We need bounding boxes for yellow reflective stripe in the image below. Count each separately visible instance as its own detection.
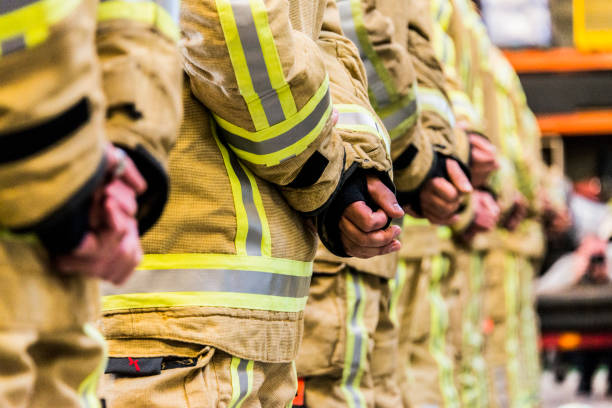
[214,76,332,166]
[0,229,39,244]
[341,272,368,408]
[429,255,460,408]
[240,161,272,257]
[450,89,480,126]
[417,86,456,127]
[78,323,107,408]
[214,126,250,256]
[334,103,391,157]
[138,253,312,276]
[437,225,452,240]
[0,0,81,56]
[249,0,296,119]
[431,0,452,31]
[229,357,254,408]
[216,0,267,130]
[389,260,408,327]
[103,291,308,313]
[503,254,521,407]
[97,1,179,41]
[402,214,430,227]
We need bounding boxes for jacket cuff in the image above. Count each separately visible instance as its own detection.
[316,167,395,257]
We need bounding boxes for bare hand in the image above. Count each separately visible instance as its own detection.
[502,193,528,231]
[341,176,404,258]
[469,133,498,187]
[418,159,473,225]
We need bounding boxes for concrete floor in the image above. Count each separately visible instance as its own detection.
[541,369,612,407]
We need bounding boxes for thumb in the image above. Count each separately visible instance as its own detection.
[366,176,405,219]
[446,159,472,194]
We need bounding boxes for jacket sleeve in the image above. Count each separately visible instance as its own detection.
[96,0,183,233]
[335,0,441,201]
[0,1,106,253]
[180,0,350,215]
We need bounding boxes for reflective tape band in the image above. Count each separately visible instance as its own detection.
[417,86,456,127]
[215,77,332,166]
[78,323,107,408]
[216,0,296,130]
[213,125,271,256]
[449,90,480,126]
[98,0,180,41]
[433,24,456,68]
[402,214,431,227]
[102,254,313,312]
[378,86,418,140]
[337,0,418,138]
[431,0,452,31]
[388,260,408,327]
[503,254,521,406]
[428,255,461,407]
[229,358,254,408]
[0,0,81,56]
[335,103,390,157]
[341,271,368,408]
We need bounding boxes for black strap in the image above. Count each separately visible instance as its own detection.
[0,97,90,164]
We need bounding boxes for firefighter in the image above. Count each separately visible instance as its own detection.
[295,0,501,407]
[98,0,405,406]
[0,0,182,406]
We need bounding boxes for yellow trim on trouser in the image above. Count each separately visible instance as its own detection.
[78,323,108,408]
[429,255,460,408]
[389,260,408,327]
[229,357,254,408]
[341,271,368,408]
[503,254,521,408]
[97,1,180,41]
[0,0,82,57]
[460,253,488,408]
[334,103,391,157]
[519,258,540,407]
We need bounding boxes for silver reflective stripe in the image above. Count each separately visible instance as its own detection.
[219,88,330,155]
[0,0,38,14]
[1,35,25,55]
[229,0,284,126]
[346,274,366,407]
[102,268,312,298]
[228,151,262,256]
[99,0,179,23]
[337,0,391,106]
[157,0,179,23]
[417,89,456,127]
[337,110,380,133]
[381,99,417,131]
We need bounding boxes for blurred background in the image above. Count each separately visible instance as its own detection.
[479,1,612,406]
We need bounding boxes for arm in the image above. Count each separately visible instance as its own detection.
[96,0,183,233]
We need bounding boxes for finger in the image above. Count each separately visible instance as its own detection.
[421,191,461,218]
[345,239,401,258]
[105,180,138,217]
[469,134,496,155]
[423,209,459,226]
[104,198,130,237]
[344,201,389,232]
[120,157,147,195]
[426,178,459,202]
[402,206,419,218]
[366,176,404,219]
[471,149,497,167]
[339,218,401,248]
[446,160,472,194]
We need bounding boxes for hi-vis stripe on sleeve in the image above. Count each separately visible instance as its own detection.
[417,86,456,127]
[431,0,452,31]
[449,89,480,127]
[335,104,391,157]
[0,0,81,56]
[101,254,313,313]
[337,0,418,140]
[97,0,180,41]
[214,0,332,166]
